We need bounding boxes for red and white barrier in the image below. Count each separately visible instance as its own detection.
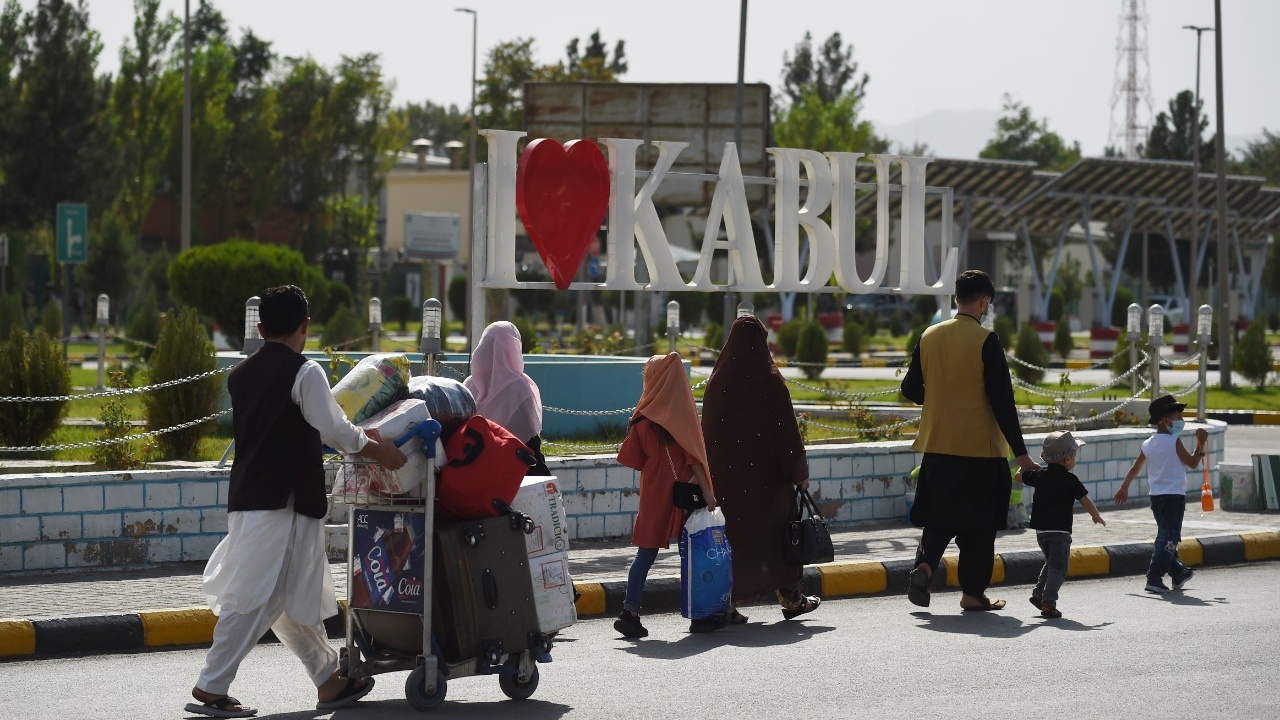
[1033,321,1055,351]
[1172,325,1190,353]
[1089,326,1120,359]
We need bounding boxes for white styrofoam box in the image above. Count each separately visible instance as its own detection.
[528,551,576,633]
[511,476,570,558]
[335,399,432,496]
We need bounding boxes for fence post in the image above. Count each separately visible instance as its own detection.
[1196,304,1213,421]
[1148,304,1164,398]
[1127,303,1141,397]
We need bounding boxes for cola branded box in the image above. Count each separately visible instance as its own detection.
[349,509,426,614]
[528,550,576,633]
[510,476,571,559]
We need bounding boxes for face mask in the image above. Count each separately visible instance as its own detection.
[1168,419,1185,435]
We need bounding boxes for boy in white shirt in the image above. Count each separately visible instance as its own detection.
[1115,395,1209,594]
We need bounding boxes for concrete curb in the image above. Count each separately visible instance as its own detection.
[2,531,1277,659]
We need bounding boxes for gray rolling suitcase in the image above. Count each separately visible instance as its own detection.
[432,514,543,664]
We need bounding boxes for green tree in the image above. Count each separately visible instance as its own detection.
[795,319,828,379]
[143,306,219,459]
[79,212,132,322]
[400,100,468,152]
[0,327,69,452]
[1012,321,1048,384]
[476,38,542,134]
[547,30,628,81]
[841,316,865,355]
[1053,315,1073,360]
[781,31,866,106]
[1233,321,1271,391]
[1236,129,1280,185]
[980,95,1081,171]
[125,286,160,361]
[1143,90,1212,169]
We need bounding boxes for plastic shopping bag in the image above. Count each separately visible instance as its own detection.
[679,507,733,620]
[331,353,411,423]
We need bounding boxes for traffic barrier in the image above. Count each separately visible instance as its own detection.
[1033,320,1055,351]
[1089,326,1120,359]
[1173,324,1191,353]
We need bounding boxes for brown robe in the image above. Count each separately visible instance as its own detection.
[702,316,808,604]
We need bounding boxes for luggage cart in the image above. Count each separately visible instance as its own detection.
[329,421,549,711]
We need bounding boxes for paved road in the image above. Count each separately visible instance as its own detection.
[4,563,1277,719]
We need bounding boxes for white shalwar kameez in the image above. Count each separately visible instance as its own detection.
[196,361,367,695]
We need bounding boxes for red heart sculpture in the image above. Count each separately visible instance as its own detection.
[516,138,611,290]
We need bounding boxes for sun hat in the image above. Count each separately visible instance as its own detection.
[1147,394,1186,426]
[1041,430,1086,463]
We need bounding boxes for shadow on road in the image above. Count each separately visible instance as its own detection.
[909,611,1112,637]
[321,697,572,718]
[1128,591,1230,607]
[617,620,836,660]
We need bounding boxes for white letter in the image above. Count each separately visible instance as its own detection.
[689,143,766,292]
[600,138,689,290]
[478,129,526,286]
[897,156,956,293]
[768,148,834,291]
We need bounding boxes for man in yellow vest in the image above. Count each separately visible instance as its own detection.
[900,270,1040,611]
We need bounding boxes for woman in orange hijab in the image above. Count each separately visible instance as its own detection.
[613,353,718,638]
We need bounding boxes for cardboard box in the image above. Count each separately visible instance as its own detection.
[529,551,576,633]
[511,476,570,558]
[349,510,426,614]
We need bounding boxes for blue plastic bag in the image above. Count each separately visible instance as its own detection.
[679,507,733,619]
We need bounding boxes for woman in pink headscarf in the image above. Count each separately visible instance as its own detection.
[464,321,549,475]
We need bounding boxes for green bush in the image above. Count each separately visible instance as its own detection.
[994,316,1016,350]
[842,316,865,355]
[1234,321,1272,391]
[1013,322,1049,384]
[126,288,161,362]
[777,318,804,356]
[143,307,220,460]
[321,303,364,350]
[315,280,355,327]
[388,295,414,331]
[863,310,880,337]
[92,370,149,470]
[795,319,828,380]
[1267,310,1279,333]
[40,300,62,338]
[0,293,23,341]
[0,328,70,454]
[511,315,537,353]
[887,309,906,337]
[1110,328,1152,385]
[168,240,328,351]
[703,322,723,351]
[911,295,935,323]
[1047,289,1065,324]
[906,324,926,356]
[1053,317,1074,359]
[448,274,468,322]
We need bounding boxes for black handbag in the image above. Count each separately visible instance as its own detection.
[785,487,834,565]
[666,445,707,512]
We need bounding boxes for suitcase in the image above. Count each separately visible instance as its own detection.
[432,514,543,664]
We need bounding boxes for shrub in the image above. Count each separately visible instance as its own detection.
[994,316,1016,351]
[448,274,468,322]
[388,295,414,331]
[0,293,22,341]
[1047,289,1065,324]
[168,240,328,351]
[143,307,221,460]
[511,315,537,353]
[0,328,70,454]
[887,309,906,337]
[1110,328,1153,385]
[315,280,355,327]
[1267,310,1279,333]
[41,299,62,338]
[1233,321,1272,391]
[126,287,161,361]
[1053,316,1074,359]
[1013,321,1049,384]
[91,370,150,470]
[795,319,828,380]
[841,316,865,355]
[862,310,880,337]
[777,318,804,356]
[703,322,723,352]
[320,303,364,350]
[906,324,926,356]
[911,295,935,323]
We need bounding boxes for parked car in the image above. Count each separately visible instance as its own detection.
[844,293,912,322]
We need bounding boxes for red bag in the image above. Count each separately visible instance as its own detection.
[437,415,536,519]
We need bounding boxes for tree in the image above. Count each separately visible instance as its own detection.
[551,30,628,81]
[979,95,1081,171]
[1236,129,1280,185]
[1233,321,1271,391]
[1053,315,1074,360]
[400,100,468,151]
[476,38,541,134]
[0,327,69,452]
[79,212,132,320]
[1143,90,1212,169]
[1012,321,1048,384]
[781,31,866,106]
[144,306,219,459]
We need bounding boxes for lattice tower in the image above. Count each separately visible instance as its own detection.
[1108,0,1155,158]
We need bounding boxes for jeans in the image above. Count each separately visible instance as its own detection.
[622,547,659,613]
[914,526,996,598]
[1034,531,1072,605]
[1147,494,1189,583]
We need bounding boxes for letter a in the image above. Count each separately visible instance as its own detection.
[689,143,765,292]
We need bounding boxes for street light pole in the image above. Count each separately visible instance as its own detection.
[724,0,747,333]
[1212,0,1231,389]
[181,0,192,252]
[1183,24,1212,317]
[456,7,477,353]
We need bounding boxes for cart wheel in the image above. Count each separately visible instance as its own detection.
[405,666,447,711]
[498,662,539,701]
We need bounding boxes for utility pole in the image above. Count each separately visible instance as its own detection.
[1183,24,1213,319]
[1213,0,1231,389]
[181,0,192,252]
[456,7,477,352]
[723,0,747,333]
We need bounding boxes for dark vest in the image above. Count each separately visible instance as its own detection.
[228,342,328,518]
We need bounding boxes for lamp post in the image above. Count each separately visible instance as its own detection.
[456,7,477,352]
[1127,303,1142,397]
[369,297,382,352]
[181,0,191,252]
[723,0,748,333]
[1148,304,1164,398]
[737,300,754,319]
[420,298,442,376]
[96,294,109,391]
[242,296,263,355]
[666,300,680,354]
[1213,0,1231,389]
[1183,24,1213,316]
[1196,304,1213,421]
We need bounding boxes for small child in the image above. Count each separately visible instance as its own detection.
[614,353,718,638]
[1115,394,1209,594]
[1017,431,1105,619]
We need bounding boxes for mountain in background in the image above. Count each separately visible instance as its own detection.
[874,109,999,160]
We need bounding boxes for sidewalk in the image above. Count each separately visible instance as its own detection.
[2,502,1278,658]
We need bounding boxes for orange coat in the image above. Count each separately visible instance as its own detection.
[617,418,695,549]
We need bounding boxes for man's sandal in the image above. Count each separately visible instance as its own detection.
[183,696,257,718]
[782,595,821,620]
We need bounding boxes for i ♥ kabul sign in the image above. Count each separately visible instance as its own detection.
[490,128,957,295]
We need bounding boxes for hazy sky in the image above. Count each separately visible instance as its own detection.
[63,1,1280,157]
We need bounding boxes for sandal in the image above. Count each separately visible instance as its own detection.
[729,608,749,624]
[782,595,821,620]
[1040,602,1062,619]
[316,676,376,711]
[1029,594,1043,610]
[183,695,257,718]
[908,566,931,608]
[960,597,1007,612]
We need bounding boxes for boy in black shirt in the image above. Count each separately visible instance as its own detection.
[1016,431,1105,619]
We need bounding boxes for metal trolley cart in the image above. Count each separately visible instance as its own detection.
[329,421,552,711]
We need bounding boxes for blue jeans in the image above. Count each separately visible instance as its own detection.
[623,547,659,613]
[1034,531,1071,604]
[1147,494,1189,584]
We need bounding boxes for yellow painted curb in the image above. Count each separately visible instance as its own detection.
[938,554,1004,587]
[1067,546,1109,577]
[1065,360,1091,369]
[1253,411,1280,426]
[863,358,888,368]
[0,619,35,657]
[139,608,217,647]
[990,555,1005,585]
[1177,539,1204,567]
[1241,531,1280,560]
[816,563,886,596]
[573,583,605,617]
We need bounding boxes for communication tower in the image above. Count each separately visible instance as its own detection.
[1108,0,1155,157]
